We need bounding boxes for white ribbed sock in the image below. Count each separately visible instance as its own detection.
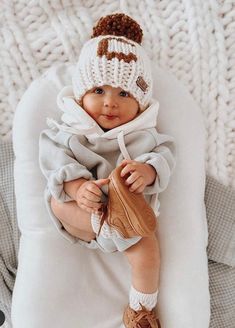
[90,212,101,234]
[90,212,122,239]
[129,286,158,311]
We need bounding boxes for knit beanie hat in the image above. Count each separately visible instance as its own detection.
[72,13,153,111]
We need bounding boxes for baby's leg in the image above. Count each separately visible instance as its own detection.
[124,234,160,310]
[50,197,96,242]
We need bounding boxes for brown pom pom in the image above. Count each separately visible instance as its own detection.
[92,13,143,44]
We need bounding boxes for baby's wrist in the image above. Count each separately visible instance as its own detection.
[64,178,87,200]
[145,164,157,186]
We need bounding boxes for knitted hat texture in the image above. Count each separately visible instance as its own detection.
[72,14,153,111]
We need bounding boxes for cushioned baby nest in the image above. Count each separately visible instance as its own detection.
[11,64,210,328]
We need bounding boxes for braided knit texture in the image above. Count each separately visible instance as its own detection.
[0,0,234,187]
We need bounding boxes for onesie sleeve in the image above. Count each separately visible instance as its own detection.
[134,131,176,195]
[39,128,93,202]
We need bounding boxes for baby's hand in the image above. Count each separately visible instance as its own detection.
[75,179,109,214]
[120,159,156,194]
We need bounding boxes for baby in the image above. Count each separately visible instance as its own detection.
[39,13,175,328]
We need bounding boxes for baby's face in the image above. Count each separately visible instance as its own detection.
[81,85,139,130]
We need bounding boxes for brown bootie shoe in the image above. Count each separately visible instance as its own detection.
[99,166,157,238]
[123,304,161,328]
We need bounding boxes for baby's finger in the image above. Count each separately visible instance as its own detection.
[86,182,103,197]
[120,163,136,177]
[120,159,133,167]
[129,177,144,192]
[125,171,140,185]
[85,190,101,203]
[82,198,103,210]
[94,178,110,188]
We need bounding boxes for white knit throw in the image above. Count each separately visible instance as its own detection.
[0,0,234,188]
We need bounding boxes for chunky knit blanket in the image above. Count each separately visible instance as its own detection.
[0,0,234,188]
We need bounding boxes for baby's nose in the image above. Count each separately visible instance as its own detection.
[104,95,118,108]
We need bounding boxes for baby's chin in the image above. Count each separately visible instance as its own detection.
[98,120,122,131]
[99,124,120,132]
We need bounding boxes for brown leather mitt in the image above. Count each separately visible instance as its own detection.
[102,165,157,238]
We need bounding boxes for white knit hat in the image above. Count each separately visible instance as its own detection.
[72,14,153,111]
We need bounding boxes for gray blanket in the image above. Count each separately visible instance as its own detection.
[205,176,235,327]
[0,141,234,327]
[0,142,20,327]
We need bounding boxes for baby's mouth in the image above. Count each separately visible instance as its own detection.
[102,115,118,120]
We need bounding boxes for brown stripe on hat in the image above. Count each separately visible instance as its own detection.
[97,38,137,63]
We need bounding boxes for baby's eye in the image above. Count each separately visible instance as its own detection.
[119,90,129,97]
[94,88,104,94]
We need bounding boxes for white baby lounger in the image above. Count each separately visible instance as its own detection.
[12,64,210,328]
